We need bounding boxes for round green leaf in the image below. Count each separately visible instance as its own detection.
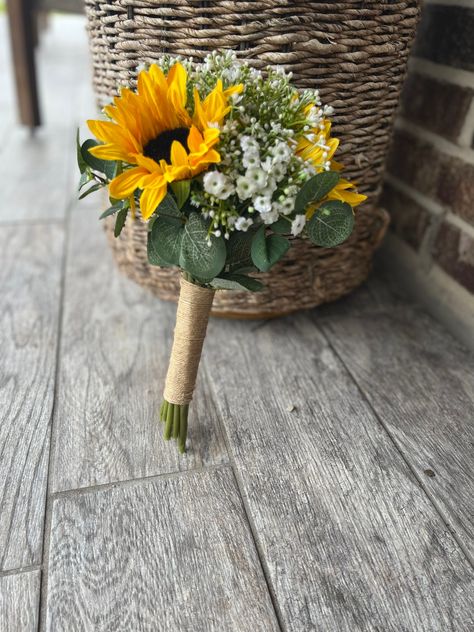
[251,225,290,272]
[179,213,226,282]
[294,171,340,214]
[307,200,354,248]
[81,139,107,174]
[149,215,184,266]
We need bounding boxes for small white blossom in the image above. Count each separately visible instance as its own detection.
[261,208,279,224]
[235,216,253,232]
[242,150,260,169]
[291,215,306,236]
[253,195,272,213]
[246,167,267,188]
[280,197,295,215]
[236,176,256,200]
[203,171,227,196]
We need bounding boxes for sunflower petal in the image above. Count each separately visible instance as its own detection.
[89,143,132,163]
[139,182,168,220]
[167,62,188,109]
[170,141,189,167]
[109,167,148,199]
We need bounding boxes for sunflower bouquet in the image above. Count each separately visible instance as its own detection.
[77,51,366,453]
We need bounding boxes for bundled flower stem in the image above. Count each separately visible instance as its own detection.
[159,275,215,452]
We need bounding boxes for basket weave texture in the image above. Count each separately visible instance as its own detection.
[86,0,420,317]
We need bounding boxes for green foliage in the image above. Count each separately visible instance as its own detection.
[99,200,126,220]
[269,217,291,234]
[226,228,256,272]
[76,130,87,174]
[78,182,103,200]
[211,273,263,292]
[147,231,172,267]
[294,171,340,214]
[179,213,226,283]
[170,180,191,210]
[307,200,354,248]
[251,225,290,272]
[149,215,184,266]
[114,207,128,237]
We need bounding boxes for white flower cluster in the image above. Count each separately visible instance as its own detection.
[188,51,337,239]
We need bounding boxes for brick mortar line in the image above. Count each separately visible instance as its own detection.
[409,58,474,90]
[384,174,445,217]
[458,97,474,148]
[424,0,474,8]
[385,175,474,240]
[395,118,474,165]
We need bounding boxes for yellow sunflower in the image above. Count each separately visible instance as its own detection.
[296,116,367,215]
[87,63,242,219]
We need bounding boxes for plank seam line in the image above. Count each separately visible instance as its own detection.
[0,565,41,579]
[0,218,66,229]
[48,462,233,500]
[37,189,78,632]
[317,321,474,570]
[202,363,287,632]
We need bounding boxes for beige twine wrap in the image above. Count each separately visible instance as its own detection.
[163,278,215,405]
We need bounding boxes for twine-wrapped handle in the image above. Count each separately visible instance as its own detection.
[163,277,215,406]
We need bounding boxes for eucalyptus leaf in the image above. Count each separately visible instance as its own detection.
[104,160,118,181]
[147,231,172,267]
[227,227,256,271]
[149,215,184,266]
[114,207,128,238]
[76,129,87,174]
[78,181,103,200]
[80,139,106,174]
[250,225,290,272]
[156,193,181,218]
[170,180,191,210]
[269,217,291,235]
[99,203,123,219]
[307,200,354,248]
[211,273,263,292]
[179,213,226,282]
[294,171,340,214]
[78,170,91,191]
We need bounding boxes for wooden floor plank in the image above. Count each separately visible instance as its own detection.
[0,125,76,223]
[0,571,40,632]
[0,224,63,571]
[46,468,280,632]
[318,306,474,558]
[51,205,228,493]
[203,314,474,631]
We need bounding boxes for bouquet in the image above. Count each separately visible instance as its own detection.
[77,51,366,453]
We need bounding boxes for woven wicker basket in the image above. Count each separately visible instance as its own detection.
[85,0,420,318]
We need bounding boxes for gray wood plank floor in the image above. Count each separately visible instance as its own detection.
[202,315,474,632]
[319,308,474,560]
[0,225,64,571]
[51,205,228,493]
[45,468,280,632]
[0,571,41,632]
[1,12,473,632]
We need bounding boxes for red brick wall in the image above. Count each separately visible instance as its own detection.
[381,1,474,295]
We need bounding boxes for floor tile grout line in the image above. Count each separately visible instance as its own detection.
[316,319,474,570]
[49,462,232,500]
[37,189,77,632]
[0,565,42,579]
[0,218,66,229]
[202,363,287,632]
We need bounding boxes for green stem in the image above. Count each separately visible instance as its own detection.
[172,405,180,439]
[164,402,174,440]
[178,405,189,454]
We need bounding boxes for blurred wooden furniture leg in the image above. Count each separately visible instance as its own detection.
[6,0,41,128]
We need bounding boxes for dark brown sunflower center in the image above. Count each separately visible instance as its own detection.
[143,127,190,163]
